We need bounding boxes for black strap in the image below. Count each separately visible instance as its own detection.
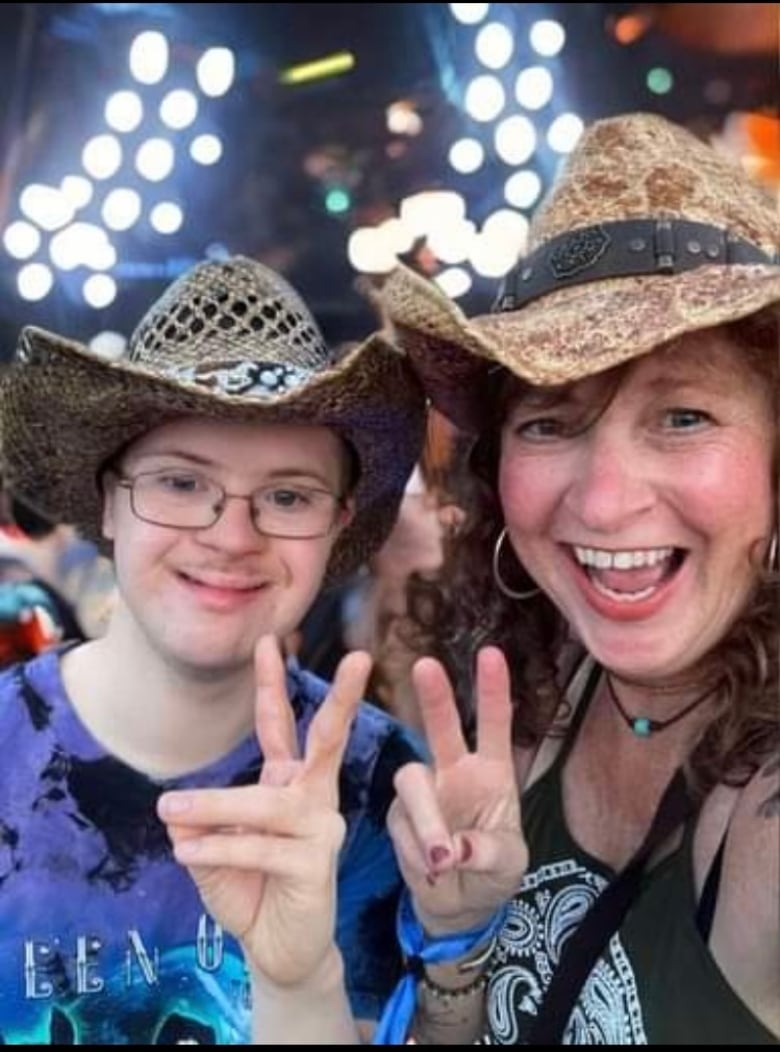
[528,768,695,1045]
[696,833,727,943]
[494,219,778,312]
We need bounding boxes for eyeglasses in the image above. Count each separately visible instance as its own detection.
[115,469,346,540]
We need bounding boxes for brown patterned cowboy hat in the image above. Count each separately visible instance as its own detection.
[0,256,426,582]
[381,112,780,432]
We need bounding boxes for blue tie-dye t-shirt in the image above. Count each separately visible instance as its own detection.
[0,649,420,1044]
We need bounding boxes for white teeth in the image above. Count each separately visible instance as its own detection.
[573,546,674,570]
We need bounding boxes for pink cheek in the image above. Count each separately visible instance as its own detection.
[499,460,559,530]
[681,456,769,525]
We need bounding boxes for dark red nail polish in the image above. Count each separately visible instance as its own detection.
[430,845,450,868]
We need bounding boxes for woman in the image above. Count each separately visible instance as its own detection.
[378,113,779,1044]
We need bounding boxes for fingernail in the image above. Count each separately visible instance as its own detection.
[159,794,192,817]
[429,845,451,868]
[459,836,473,863]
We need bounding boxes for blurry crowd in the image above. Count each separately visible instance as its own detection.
[0,482,113,663]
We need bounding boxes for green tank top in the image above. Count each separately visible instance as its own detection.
[480,664,778,1045]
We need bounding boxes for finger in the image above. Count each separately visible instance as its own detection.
[475,647,514,765]
[254,635,300,775]
[387,798,431,881]
[173,822,346,872]
[163,823,220,888]
[302,650,372,787]
[453,828,528,884]
[260,758,302,788]
[393,763,455,874]
[412,658,467,768]
[158,784,318,836]
[164,822,202,847]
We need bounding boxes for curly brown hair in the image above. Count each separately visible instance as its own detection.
[403,313,779,797]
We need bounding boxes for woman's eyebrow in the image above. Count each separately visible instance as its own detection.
[641,374,718,397]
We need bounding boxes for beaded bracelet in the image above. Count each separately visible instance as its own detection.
[415,933,497,1002]
[419,968,489,1002]
[373,893,508,1045]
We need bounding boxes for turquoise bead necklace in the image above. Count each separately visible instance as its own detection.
[605,676,716,738]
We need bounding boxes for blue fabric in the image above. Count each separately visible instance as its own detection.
[0,581,58,624]
[0,650,421,1044]
[373,890,509,1045]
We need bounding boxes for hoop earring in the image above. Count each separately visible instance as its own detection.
[492,528,541,601]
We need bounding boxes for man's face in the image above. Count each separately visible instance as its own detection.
[102,416,353,679]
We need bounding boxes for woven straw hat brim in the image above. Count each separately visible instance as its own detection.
[1,326,426,583]
[382,262,780,432]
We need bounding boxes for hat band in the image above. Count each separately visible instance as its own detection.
[164,359,314,397]
[494,219,779,312]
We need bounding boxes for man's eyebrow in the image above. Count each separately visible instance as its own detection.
[133,449,216,467]
[263,468,338,490]
[132,452,337,489]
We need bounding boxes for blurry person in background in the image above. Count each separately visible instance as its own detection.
[345,410,469,734]
[8,492,118,639]
[0,487,86,663]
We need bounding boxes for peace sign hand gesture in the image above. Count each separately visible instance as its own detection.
[157,635,372,987]
[388,646,527,937]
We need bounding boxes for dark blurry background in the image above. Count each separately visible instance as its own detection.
[0,2,777,354]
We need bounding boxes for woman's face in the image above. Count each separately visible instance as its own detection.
[498,328,775,683]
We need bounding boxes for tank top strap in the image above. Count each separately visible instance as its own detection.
[551,657,602,770]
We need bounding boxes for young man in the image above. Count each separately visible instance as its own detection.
[0,257,425,1043]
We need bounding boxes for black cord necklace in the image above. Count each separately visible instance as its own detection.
[605,675,717,738]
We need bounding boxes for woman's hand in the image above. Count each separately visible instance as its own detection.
[157,635,372,987]
[388,646,527,936]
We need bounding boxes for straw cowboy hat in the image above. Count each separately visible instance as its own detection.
[0,256,426,581]
[381,112,780,432]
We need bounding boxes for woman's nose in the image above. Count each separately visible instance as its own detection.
[564,436,655,532]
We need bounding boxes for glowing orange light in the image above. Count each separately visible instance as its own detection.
[743,112,780,187]
[718,111,780,191]
[612,13,651,45]
[744,112,780,158]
